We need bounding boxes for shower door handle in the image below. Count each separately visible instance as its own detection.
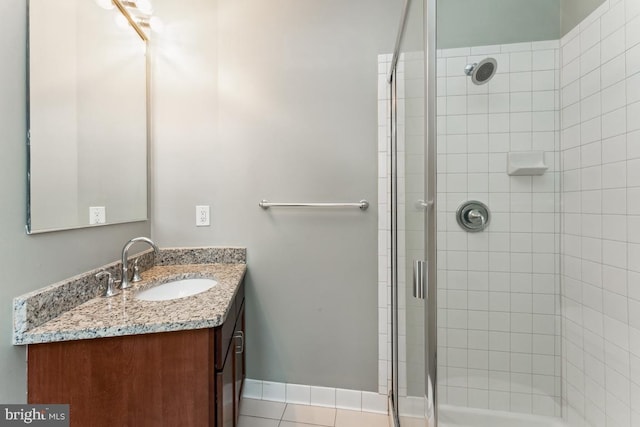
[413,260,427,299]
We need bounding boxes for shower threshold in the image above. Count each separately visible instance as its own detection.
[438,404,566,427]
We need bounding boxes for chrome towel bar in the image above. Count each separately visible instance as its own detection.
[259,200,369,211]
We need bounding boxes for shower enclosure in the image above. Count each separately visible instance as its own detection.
[384,0,639,426]
[387,0,436,426]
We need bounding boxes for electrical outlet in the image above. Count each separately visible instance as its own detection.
[89,206,106,225]
[196,205,210,226]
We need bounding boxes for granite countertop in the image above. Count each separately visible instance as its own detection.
[13,248,247,345]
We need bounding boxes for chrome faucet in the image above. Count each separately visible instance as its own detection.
[120,237,159,289]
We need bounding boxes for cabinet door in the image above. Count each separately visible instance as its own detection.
[233,304,246,423]
[216,343,234,427]
[28,330,213,427]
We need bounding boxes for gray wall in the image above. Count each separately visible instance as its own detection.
[561,0,607,35]
[437,0,562,49]
[151,0,396,391]
[0,0,150,403]
[436,0,608,49]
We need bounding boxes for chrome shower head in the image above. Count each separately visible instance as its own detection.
[464,57,497,85]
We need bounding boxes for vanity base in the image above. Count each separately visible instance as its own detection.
[29,330,211,426]
[28,294,245,427]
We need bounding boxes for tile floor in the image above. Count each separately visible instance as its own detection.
[238,398,390,427]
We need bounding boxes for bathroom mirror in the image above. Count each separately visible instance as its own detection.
[27,0,148,233]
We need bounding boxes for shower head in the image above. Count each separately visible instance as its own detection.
[464,57,497,85]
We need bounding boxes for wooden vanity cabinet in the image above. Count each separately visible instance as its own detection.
[215,302,245,427]
[27,283,245,427]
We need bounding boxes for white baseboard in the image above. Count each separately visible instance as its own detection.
[242,379,388,414]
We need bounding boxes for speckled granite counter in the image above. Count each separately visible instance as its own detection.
[13,247,246,345]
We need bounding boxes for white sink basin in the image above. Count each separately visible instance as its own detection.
[135,278,218,301]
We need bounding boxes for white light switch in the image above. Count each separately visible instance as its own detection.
[89,206,106,225]
[196,205,210,226]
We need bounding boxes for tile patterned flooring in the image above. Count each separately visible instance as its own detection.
[238,398,390,427]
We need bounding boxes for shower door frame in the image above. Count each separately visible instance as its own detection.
[388,0,438,425]
[424,0,437,424]
[388,2,412,426]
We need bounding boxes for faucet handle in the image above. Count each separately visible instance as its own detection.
[131,258,142,283]
[467,209,486,226]
[96,270,120,298]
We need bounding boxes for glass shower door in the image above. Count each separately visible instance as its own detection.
[390,0,436,425]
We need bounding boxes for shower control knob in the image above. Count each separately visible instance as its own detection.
[456,201,490,232]
[467,209,486,226]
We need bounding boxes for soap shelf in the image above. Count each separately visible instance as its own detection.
[507,151,548,176]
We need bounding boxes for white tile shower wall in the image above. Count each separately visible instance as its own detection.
[436,40,562,417]
[559,0,640,426]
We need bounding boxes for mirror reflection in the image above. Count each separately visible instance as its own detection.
[27,0,148,233]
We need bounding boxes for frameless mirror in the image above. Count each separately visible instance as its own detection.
[27,0,148,233]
